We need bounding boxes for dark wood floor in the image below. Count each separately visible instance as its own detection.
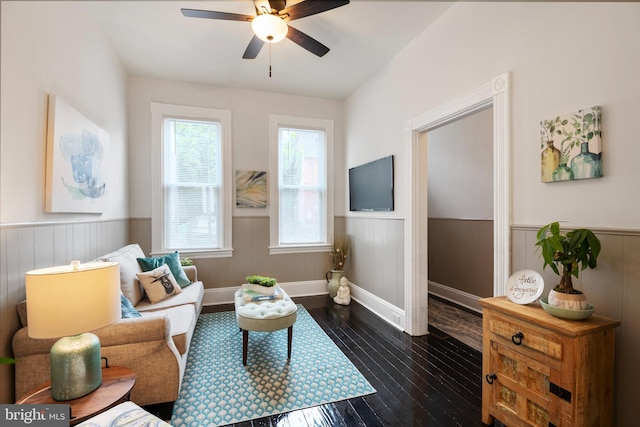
[200,295,486,427]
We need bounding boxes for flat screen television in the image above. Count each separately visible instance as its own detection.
[349,155,394,212]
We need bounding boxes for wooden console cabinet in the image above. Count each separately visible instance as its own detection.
[480,297,619,427]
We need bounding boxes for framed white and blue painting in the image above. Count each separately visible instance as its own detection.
[45,94,109,213]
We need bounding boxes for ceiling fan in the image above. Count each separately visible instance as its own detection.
[181,0,349,59]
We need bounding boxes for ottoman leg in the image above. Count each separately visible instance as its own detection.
[287,325,293,360]
[242,329,248,365]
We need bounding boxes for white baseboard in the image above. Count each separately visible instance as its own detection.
[202,280,329,306]
[202,280,406,332]
[349,283,406,332]
[428,281,482,314]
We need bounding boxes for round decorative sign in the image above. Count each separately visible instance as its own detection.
[505,270,544,304]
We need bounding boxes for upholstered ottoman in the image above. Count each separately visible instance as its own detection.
[234,287,297,365]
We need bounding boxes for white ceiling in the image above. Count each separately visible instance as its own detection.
[86,1,453,100]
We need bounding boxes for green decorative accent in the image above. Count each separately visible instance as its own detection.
[540,298,595,320]
[50,333,102,401]
[552,163,573,181]
[0,356,16,364]
[137,252,191,287]
[535,222,601,294]
[571,142,601,179]
[171,306,376,426]
[245,275,276,287]
[327,269,344,299]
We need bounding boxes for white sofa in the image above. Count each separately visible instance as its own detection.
[12,244,204,414]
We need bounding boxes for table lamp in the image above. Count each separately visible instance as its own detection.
[25,261,120,401]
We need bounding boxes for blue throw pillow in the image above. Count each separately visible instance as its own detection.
[121,293,142,318]
[137,251,191,288]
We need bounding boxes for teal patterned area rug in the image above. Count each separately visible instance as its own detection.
[171,305,376,426]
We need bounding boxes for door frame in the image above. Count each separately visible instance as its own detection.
[403,73,511,336]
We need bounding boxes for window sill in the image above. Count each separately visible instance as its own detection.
[151,249,233,259]
[269,244,331,255]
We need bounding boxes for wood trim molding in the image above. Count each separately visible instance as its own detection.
[404,72,511,336]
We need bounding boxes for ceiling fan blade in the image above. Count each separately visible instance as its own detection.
[242,35,265,59]
[181,8,254,22]
[279,0,349,21]
[286,26,330,57]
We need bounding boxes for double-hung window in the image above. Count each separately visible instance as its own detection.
[151,103,232,257]
[269,114,334,253]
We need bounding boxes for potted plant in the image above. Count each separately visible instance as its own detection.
[535,221,601,310]
[326,235,352,298]
[246,274,277,295]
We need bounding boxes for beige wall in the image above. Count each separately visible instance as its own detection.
[428,219,493,299]
[130,217,343,288]
[127,77,346,219]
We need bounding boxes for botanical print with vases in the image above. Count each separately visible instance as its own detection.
[540,106,602,182]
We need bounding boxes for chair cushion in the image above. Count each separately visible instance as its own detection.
[135,281,204,315]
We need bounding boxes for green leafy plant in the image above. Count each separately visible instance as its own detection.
[246,275,276,287]
[330,235,352,271]
[540,116,567,147]
[560,106,601,150]
[180,258,194,266]
[1,356,16,364]
[535,222,601,294]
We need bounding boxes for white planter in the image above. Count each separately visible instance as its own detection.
[246,283,276,295]
[548,289,589,310]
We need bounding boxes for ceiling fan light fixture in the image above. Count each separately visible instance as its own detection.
[251,14,288,43]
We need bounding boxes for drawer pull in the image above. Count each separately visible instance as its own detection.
[485,373,497,384]
[511,332,524,345]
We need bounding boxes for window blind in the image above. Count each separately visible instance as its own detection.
[163,118,222,250]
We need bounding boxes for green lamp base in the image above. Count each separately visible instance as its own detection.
[50,332,102,401]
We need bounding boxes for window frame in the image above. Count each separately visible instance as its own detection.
[269,114,334,254]
[150,102,233,258]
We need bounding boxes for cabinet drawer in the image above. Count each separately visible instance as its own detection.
[489,314,562,361]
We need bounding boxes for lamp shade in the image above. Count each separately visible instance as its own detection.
[251,14,288,43]
[26,261,120,339]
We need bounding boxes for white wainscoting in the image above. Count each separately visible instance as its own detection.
[0,219,129,404]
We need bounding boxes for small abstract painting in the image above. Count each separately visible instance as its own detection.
[236,170,267,208]
[46,94,109,213]
[540,106,602,183]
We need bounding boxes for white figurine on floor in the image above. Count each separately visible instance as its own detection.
[333,276,351,305]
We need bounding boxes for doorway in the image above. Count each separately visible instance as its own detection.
[427,106,494,311]
[403,73,511,336]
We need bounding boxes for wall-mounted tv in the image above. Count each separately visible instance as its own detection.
[349,155,394,212]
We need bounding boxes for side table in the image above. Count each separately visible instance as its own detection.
[16,366,136,426]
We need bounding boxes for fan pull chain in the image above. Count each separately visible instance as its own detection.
[269,43,272,78]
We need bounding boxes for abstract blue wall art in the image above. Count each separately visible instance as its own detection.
[46,94,109,213]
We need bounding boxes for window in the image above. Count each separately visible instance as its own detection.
[151,103,232,257]
[269,114,334,254]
